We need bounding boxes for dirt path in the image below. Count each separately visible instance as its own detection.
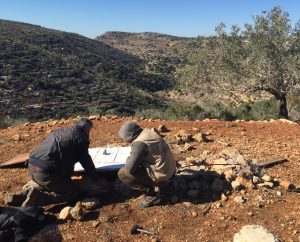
[0,117,299,241]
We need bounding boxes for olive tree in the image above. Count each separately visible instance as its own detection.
[178,7,300,118]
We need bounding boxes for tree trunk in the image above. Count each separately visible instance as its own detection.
[277,95,288,119]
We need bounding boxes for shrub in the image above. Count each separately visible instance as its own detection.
[0,116,29,129]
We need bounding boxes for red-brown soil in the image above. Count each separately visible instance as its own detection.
[0,116,299,241]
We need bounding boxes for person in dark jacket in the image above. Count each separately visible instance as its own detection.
[118,121,176,208]
[6,118,109,207]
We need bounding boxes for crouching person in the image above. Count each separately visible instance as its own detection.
[118,121,176,208]
[6,118,110,207]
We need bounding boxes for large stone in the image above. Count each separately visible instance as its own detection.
[224,169,235,181]
[81,197,100,210]
[236,154,247,165]
[183,143,196,151]
[175,130,194,143]
[193,132,211,143]
[234,196,246,204]
[22,180,40,190]
[70,202,85,221]
[262,174,273,182]
[279,180,294,190]
[231,180,242,190]
[257,182,274,188]
[59,206,73,220]
[252,176,262,184]
[233,225,280,242]
[11,134,22,141]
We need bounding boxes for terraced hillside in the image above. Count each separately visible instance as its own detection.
[0,20,170,121]
[97,31,194,85]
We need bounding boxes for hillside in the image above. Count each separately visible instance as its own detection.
[97,31,194,84]
[0,20,171,122]
[0,117,299,241]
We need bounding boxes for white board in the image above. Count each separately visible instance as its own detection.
[74,146,131,172]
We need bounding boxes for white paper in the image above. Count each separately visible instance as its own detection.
[74,146,131,172]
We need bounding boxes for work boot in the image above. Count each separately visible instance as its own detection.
[5,190,29,206]
[22,187,46,207]
[138,192,162,208]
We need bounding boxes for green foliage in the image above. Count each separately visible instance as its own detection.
[135,101,207,120]
[177,6,300,119]
[234,99,278,120]
[0,116,29,129]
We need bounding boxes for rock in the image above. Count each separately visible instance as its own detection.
[236,155,247,165]
[92,221,100,228]
[257,182,274,188]
[81,197,100,210]
[256,195,264,202]
[157,124,170,132]
[11,134,21,141]
[187,189,199,198]
[278,118,297,125]
[235,177,252,190]
[233,224,280,242]
[234,196,246,204]
[202,150,211,156]
[252,176,262,184]
[193,132,211,142]
[262,174,273,182]
[215,202,223,208]
[59,206,73,220]
[70,202,85,221]
[224,169,235,181]
[183,143,196,151]
[22,180,40,190]
[221,193,228,202]
[276,191,282,196]
[220,148,241,160]
[88,115,99,120]
[191,211,198,217]
[280,180,294,190]
[183,201,192,207]
[175,130,194,143]
[210,178,224,192]
[231,180,242,190]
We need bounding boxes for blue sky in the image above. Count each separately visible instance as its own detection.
[1,0,300,38]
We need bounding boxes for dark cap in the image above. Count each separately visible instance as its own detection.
[119,121,143,143]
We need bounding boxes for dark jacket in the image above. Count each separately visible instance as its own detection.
[0,206,57,242]
[29,124,98,181]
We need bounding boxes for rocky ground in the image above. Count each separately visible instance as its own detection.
[0,116,299,242]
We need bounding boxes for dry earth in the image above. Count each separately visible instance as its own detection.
[0,116,299,242]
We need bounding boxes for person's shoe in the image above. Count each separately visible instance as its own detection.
[138,193,162,208]
[5,190,29,206]
[21,187,45,207]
